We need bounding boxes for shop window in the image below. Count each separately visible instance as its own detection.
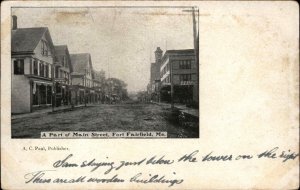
[39,85,46,104]
[13,59,24,75]
[47,86,52,104]
[33,83,38,105]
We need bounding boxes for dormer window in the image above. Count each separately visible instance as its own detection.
[62,56,66,67]
[41,40,48,56]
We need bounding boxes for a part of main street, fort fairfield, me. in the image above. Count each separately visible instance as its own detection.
[11,8,199,138]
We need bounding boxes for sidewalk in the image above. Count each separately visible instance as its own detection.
[11,104,87,120]
[151,101,199,118]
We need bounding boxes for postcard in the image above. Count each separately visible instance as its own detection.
[1,1,299,189]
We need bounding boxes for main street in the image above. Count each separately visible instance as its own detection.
[12,101,199,138]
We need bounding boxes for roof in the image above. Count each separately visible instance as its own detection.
[54,45,68,55]
[70,53,92,75]
[161,49,195,63]
[165,49,195,54]
[11,27,49,53]
[55,45,73,71]
[70,71,84,76]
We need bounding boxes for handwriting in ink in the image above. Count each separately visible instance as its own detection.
[115,158,146,171]
[202,152,232,162]
[178,150,198,162]
[24,170,54,183]
[235,154,253,160]
[86,175,124,183]
[146,155,174,165]
[279,150,299,162]
[53,154,78,168]
[130,172,184,187]
[80,158,115,173]
[257,147,278,159]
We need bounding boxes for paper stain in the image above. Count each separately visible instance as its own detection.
[232,15,245,26]
[132,10,210,17]
[53,10,89,24]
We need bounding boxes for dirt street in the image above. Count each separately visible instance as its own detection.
[12,102,199,138]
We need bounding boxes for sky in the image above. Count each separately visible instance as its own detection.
[12,7,194,92]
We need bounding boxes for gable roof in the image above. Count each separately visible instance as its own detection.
[54,45,73,72]
[54,45,68,55]
[12,27,45,52]
[70,53,93,75]
[11,27,54,54]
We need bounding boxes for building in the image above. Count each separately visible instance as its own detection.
[149,47,163,102]
[159,49,197,104]
[93,69,106,103]
[70,53,95,105]
[11,16,56,113]
[92,77,102,104]
[53,45,73,107]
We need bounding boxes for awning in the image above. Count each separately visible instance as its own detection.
[32,80,52,85]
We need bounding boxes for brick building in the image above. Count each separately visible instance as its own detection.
[160,49,197,104]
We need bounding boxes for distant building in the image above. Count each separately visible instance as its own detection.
[160,49,197,104]
[70,53,96,105]
[53,45,73,107]
[149,47,163,102]
[11,16,56,113]
[93,69,106,103]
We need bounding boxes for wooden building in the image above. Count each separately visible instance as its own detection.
[11,16,56,113]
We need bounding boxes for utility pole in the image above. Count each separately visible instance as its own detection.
[52,65,56,112]
[170,60,174,109]
[108,58,111,104]
[183,6,199,104]
[193,7,199,105]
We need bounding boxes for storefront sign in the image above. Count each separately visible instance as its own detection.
[180,81,194,85]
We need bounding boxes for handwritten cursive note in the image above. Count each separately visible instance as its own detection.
[24,147,299,187]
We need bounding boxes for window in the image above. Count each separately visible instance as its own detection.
[55,67,59,78]
[39,62,44,77]
[13,59,24,75]
[41,40,48,56]
[180,74,191,81]
[62,56,65,67]
[47,86,52,104]
[179,60,191,69]
[45,64,49,78]
[33,60,38,75]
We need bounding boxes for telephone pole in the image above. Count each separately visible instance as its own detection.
[183,6,199,104]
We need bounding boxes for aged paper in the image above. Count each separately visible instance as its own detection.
[1,1,299,189]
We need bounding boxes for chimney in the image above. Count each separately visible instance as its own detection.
[154,47,163,64]
[12,15,17,30]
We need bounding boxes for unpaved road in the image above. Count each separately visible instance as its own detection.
[12,102,199,138]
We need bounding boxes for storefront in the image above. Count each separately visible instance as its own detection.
[31,80,53,110]
[54,83,71,107]
[159,84,194,104]
[70,85,85,106]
